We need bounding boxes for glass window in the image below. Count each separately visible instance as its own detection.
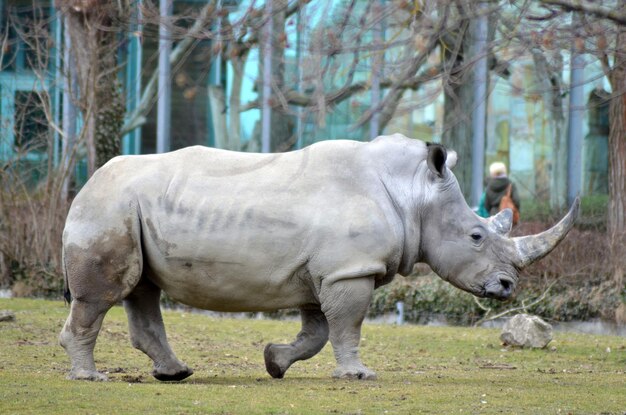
[14,90,49,154]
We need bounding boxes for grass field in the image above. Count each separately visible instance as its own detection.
[0,298,624,414]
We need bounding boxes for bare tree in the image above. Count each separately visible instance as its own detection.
[234,1,451,149]
[535,0,626,313]
[0,4,71,294]
[59,0,129,176]
[602,11,626,291]
[498,7,569,208]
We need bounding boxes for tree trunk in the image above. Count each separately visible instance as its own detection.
[95,77,125,169]
[259,0,293,152]
[530,50,566,208]
[63,2,126,176]
[208,85,228,150]
[64,9,96,174]
[228,53,248,151]
[272,1,294,151]
[441,19,474,199]
[607,27,626,291]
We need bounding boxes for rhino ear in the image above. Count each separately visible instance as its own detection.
[426,143,448,178]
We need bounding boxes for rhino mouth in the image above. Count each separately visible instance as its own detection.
[481,274,516,300]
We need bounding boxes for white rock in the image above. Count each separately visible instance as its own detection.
[500,314,553,348]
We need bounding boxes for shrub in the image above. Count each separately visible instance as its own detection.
[0,162,68,297]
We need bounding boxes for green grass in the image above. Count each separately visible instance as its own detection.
[0,298,625,414]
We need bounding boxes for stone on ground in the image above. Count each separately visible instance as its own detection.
[0,310,16,322]
[500,313,553,348]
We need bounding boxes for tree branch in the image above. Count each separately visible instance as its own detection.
[239,64,441,112]
[354,5,449,132]
[539,0,626,25]
[234,0,303,52]
[121,0,216,136]
[472,280,557,327]
[121,0,305,136]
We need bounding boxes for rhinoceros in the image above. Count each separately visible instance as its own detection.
[59,134,578,381]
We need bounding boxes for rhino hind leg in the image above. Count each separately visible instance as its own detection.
[59,299,112,381]
[124,277,193,381]
[60,234,142,381]
[60,218,146,381]
[320,277,376,380]
[264,307,329,379]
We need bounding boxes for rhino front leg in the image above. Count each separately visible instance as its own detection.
[124,278,193,381]
[264,307,329,378]
[320,276,376,380]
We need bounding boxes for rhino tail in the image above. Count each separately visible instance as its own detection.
[62,247,72,304]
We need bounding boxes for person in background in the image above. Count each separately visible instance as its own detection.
[477,191,489,218]
[484,162,521,216]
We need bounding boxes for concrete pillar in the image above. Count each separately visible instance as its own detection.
[470,4,488,207]
[156,0,172,153]
[261,0,273,153]
[567,14,585,206]
[62,16,77,199]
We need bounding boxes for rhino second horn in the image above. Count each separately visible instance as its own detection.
[490,209,513,236]
[512,197,580,269]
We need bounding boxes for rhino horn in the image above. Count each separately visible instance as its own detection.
[489,208,513,236]
[512,197,580,268]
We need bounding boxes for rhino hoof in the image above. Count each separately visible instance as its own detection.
[264,344,286,379]
[153,366,194,382]
[67,369,109,382]
[332,367,377,380]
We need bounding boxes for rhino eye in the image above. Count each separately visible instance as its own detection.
[470,233,483,242]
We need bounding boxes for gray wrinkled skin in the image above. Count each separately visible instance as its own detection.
[59,133,578,382]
